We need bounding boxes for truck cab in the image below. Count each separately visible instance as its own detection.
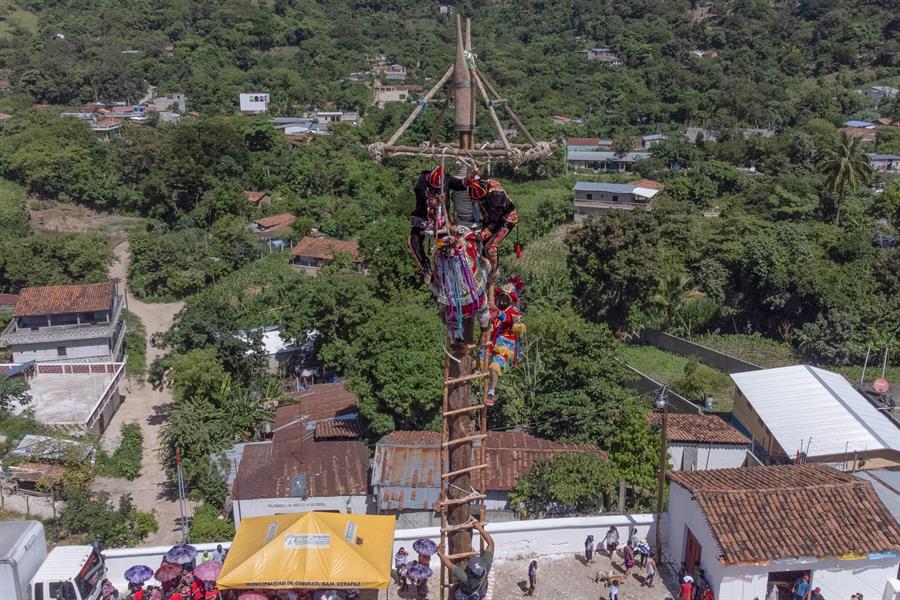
[30,545,106,600]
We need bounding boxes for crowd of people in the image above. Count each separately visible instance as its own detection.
[584,526,658,594]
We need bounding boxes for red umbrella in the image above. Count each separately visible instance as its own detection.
[154,563,183,583]
[194,561,222,583]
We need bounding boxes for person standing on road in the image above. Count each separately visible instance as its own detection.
[602,527,620,561]
[584,534,596,564]
[527,560,537,596]
[642,553,657,588]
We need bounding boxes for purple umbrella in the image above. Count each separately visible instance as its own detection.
[238,592,269,600]
[124,565,154,585]
[193,560,222,583]
[412,538,437,556]
[406,562,433,581]
[164,544,198,565]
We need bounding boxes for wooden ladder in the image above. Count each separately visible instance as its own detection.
[438,351,490,600]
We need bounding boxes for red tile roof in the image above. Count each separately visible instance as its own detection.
[566,137,601,146]
[13,282,114,317]
[244,191,269,205]
[254,213,295,231]
[0,293,19,308]
[669,464,900,564]
[315,418,362,440]
[291,236,360,261]
[839,127,877,142]
[646,413,749,445]
[375,431,607,494]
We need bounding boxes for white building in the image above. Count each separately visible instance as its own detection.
[235,326,298,373]
[731,365,900,468]
[566,150,651,172]
[666,464,900,600]
[647,413,750,471]
[586,47,623,66]
[572,180,662,220]
[239,93,270,114]
[0,282,125,363]
[867,86,899,102]
[230,383,368,524]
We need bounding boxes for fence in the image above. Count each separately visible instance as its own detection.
[637,329,762,374]
[623,364,700,413]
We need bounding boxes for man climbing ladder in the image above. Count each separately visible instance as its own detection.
[438,522,495,600]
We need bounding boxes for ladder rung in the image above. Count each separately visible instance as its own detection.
[443,433,487,447]
[445,372,488,386]
[446,551,481,560]
[442,404,486,417]
[442,464,487,479]
[440,494,486,506]
[440,520,482,533]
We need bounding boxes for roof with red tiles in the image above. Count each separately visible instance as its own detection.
[254,213,296,231]
[314,418,362,440]
[839,127,877,142]
[244,190,269,205]
[646,413,750,445]
[669,464,900,564]
[291,236,360,261]
[13,282,114,317]
[566,137,601,146]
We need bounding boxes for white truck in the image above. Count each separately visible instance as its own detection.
[0,521,106,600]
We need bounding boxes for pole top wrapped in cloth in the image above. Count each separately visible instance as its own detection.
[217,512,397,590]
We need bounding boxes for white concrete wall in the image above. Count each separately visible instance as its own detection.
[12,338,112,363]
[232,495,368,525]
[396,513,656,567]
[668,443,748,471]
[667,483,900,599]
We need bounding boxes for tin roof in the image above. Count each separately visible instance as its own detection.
[566,151,651,162]
[731,365,900,458]
[372,431,606,510]
[13,282,114,317]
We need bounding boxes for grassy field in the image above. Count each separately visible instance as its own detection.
[694,333,798,368]
[0,0,38,36]
[621,344,736,412]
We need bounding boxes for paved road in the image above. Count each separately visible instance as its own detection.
[93,242,189,545]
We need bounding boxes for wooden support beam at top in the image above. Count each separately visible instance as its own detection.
[385,65,454,148]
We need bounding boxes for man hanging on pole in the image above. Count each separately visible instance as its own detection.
[408,164,446,285]
[449,162,518,275]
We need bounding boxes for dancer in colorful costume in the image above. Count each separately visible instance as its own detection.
[408,165,448,284]
[431,226,491,340]
[481,276,525,405]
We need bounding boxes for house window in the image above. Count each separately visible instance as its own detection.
[586,193,593,200]
[612,195,619,202]
[57,346,67,357]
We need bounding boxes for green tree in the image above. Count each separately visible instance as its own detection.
[510,452,618,517]
[190,503,235,543]
[60,492,158,547]
[650,270,692,331]
[819,132,872,224]
[602,403,660,509]
[670,360,731,402]
[0,377,30,412]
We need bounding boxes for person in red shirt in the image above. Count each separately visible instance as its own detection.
[680,578,694,600]
[128,585,144,600]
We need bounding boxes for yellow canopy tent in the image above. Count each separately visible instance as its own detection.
[217,512,397,590]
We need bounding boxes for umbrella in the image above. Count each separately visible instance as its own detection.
[165,544,198,565]
[194,561,222,583]
[238,592,269,600]
[124,565,154,585]
[406,562,433,581]
[313,591,343,600]
[154,563,183,583]
[412,538,437,556]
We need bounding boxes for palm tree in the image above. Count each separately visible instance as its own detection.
[650,270,692,331]
[820,132,873,225]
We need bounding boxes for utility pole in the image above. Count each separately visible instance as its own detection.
[176,451,188,543]
[654,386,668,560]
[446,13,477,567]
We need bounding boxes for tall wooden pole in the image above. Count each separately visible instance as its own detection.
[447,13,476,565]
[654,389,668,560]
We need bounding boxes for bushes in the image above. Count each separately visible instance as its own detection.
[60,491,157,547]
[190,504,235,543]
[671,359,732,402]
[97,424,143,480]
[123,310,147,379]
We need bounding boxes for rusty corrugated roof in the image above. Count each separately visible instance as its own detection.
[291,236,360,261]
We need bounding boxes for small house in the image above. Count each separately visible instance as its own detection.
[640,133,667,148]
[666,464,900,599]
[239,93,270,115]
[243,191,271,207]
[646,413,750,471]
[153,92,186,113]
[229,383,368,524]
[839,126,877,142]
[869,154,900,173]
[843,120,877,129]
[731,365,900,467]
[565,137,614,151]
[566,150,651,172]
[587,47,623,66]
[373,82,420,107]
[235,326,298,373]
[690,49,718,59]
[572,180,662,220]
[251,213,295,240]
[291,237,364,274]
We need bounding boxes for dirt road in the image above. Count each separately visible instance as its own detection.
[94,242,189,545]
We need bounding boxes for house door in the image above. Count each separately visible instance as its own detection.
[682,446,699,471]
[684,527,702,573]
